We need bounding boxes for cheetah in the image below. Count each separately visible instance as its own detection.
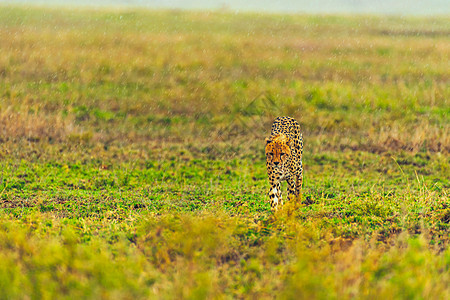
[265,116,303,210]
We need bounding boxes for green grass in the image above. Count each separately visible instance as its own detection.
[0,5,449,299]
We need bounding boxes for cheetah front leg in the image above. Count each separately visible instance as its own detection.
[286,175,297,200]
[295,163,303,196]
[268,180,282,210]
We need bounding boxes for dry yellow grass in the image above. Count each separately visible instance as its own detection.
[0,7,448,155]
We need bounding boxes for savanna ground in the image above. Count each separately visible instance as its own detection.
[0,5,449,299]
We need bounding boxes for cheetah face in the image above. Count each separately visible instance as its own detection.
[265,135,292,169]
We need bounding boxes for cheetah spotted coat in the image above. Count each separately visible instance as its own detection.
[265,116,303,210]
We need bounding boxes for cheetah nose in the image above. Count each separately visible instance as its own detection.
[274,161,280,166]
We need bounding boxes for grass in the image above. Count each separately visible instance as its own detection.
[0,5,449,299]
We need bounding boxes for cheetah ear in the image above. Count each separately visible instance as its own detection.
[265,137,272,144]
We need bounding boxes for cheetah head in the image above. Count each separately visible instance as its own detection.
[265,134,293,169]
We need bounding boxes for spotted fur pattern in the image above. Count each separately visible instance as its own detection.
[265,116,303,210]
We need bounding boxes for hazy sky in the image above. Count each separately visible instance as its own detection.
[1,0,449,15]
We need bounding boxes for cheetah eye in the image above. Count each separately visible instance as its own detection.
[268,152,274,156]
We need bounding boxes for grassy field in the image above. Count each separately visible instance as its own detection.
[0,5,449,299]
